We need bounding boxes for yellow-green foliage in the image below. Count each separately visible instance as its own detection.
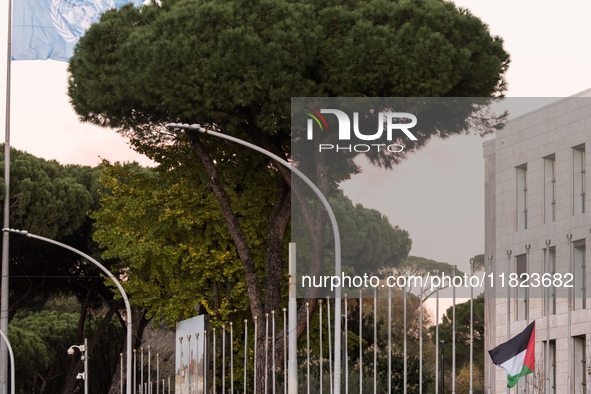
[92,144,278,327]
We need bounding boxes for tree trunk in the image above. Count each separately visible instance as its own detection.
[187,127,334,393]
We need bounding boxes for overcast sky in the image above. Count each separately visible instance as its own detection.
[0,0,590,316]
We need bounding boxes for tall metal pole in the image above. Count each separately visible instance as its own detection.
[2,229,134,394]
[264,315,268,394]
[84,338,89,394]
[254,317,257,394]
[270,314,273,394]
[452,265,456,394]
[0,329,15,394]
[525,244,530,394]
[319,300,323,394]
[0,0,13,381]
[359,290,362,394]
[506,250,511,394]
[469,259,473,394]
[184,334,191,394]
[306,302,310,394]
[223,326,226,394]
[166,123,343,392]
[403,279,407,394]
[343,294,349,394]
[440,341,445,394]
[567,234,572,393]
[388,287,391,394]
[203,330,207,394]
[373,289,377,394]
[195,334,199,394]
[435,270,439,394]
[283,309,286,394]
[134,349,137,394]
[213,328,216,394]
[231,323,234,394]
[545,241,550,394]
[288,244,297,394]
[419,274,423,394]
[148,345,151,394]
[244,322,248,394]
[327,297,333,394]
[487,257,492,394]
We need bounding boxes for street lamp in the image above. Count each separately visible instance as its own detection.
[165,122,343,392]
[68,338,88,394]
[1,228,133,394]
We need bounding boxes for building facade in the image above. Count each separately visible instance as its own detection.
[484,90,591,394]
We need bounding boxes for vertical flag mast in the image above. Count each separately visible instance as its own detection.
[0,0,13,385]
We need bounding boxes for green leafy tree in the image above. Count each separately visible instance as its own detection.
[8,309,125,394]
[0,146,146,393]
[293,188,412,278]
[430,296,485,393]
[68,0,509,388]
[389,255,466,300]
[92,152,276,326]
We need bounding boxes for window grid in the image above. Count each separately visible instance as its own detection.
[582,150,586,214]
[574,145,586,215]
[516,164,528,231]
[544,155,557,223]
[552,158,556,221]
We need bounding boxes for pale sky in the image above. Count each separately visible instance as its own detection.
[0,0,590,317]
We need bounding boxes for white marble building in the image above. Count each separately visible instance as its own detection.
[484,90,591,394]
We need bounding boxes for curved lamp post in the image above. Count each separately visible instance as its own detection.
[1,228,133,394]
[0,329,15,394]
[165,122,343,392]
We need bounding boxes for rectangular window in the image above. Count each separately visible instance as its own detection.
[516,254,527,321]
[517,164,528,231]
[573,240,586,310]
[573,335,587,393]
[544,155,556,223]
[573,145,586,215]
[544,246,557,315]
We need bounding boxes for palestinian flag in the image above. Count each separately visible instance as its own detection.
[489,321,535,388]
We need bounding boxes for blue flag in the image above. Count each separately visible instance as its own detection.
[12,0,144,61]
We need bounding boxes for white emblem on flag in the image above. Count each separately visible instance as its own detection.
[51,0,115,42]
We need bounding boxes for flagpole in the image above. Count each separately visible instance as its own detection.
[452,265,456,394]
[506,250,512,394]
[567,234,572,394]
[419,274,423,394]
[487,255,493,394]
[435,270,439,394]
[469,259,473,394]
[403,280,407,394]
[544,240,550,394]
[525,244,530,394]
[0,0,13,384]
